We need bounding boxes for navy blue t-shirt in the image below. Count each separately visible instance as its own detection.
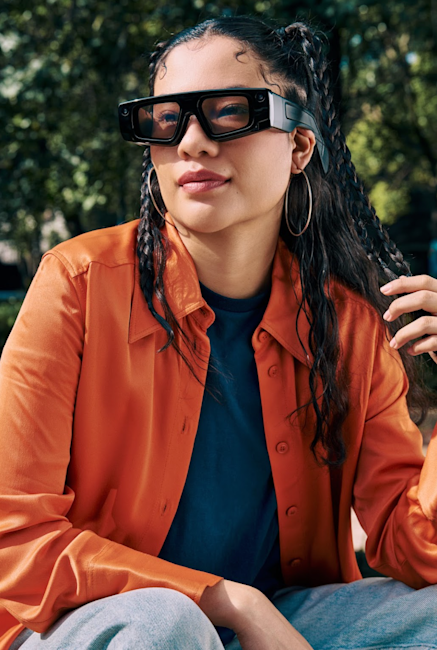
[159,282,285,644]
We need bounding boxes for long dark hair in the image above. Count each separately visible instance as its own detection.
[136,16,430,465]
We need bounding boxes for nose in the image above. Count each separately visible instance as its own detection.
[177,114,220,159]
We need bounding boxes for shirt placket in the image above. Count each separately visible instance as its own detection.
[253,325,309,585]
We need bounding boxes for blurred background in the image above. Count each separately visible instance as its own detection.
[1,0,436,381]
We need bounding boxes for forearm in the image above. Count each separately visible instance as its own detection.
[0,521,221,632]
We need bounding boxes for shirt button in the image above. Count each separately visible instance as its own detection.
[259,330,270,342]
[286,506,297,516]
[289,558,302,568]
[268,365,278,377]
[276,441,289,454]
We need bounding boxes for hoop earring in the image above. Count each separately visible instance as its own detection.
[285,169,313,237]
[147,165,166,220]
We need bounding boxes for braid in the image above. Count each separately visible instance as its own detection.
[136,39,206,373]
[135,37,177,348]
[328,127,410,280]
[290,24,411,280]
[148,39,168,93]
[275,23,348,463]
[137,148,174,346]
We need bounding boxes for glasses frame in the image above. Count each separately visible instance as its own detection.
[118,87,329,174]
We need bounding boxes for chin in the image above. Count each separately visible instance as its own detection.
[170,206,238,235]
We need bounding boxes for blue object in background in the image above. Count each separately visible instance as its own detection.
[429,239,437,278]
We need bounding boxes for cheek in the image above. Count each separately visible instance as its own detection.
[238,137,292,197]
[150,149,175,198]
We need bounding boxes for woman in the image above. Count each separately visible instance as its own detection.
[1,15,437,650]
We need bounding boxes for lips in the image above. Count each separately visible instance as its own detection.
[178,169,229,195]
[178,169,229,185]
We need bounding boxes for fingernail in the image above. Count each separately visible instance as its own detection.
[383,310,393,321]
[380,283,393,294]
[390,337,398,349]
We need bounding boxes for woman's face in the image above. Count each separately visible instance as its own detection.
[150,36,298,238]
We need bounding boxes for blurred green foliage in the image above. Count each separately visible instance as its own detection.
[344,2,437,227]
[1,0,437,279]
[0,299,23,349]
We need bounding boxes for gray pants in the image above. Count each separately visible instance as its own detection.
[10,578,437,649]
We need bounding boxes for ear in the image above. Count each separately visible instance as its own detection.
[290,128,316,174]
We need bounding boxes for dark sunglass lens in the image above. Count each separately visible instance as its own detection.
[202,96,250,135]
[136,101,180,140]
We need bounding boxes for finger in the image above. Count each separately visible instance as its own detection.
[383,290,437,321]
[389,316,437,350]
[405,335,437,356]
[380,275,437,296]
[429,351,437,365]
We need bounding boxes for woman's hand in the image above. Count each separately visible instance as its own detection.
[380,274,437,363]
[199,579,313,650]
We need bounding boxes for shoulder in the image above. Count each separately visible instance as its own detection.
[330,278,381,324]
[328,278,399,371]
[42,220,140,278]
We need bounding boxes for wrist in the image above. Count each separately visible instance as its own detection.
[198,579,262,631]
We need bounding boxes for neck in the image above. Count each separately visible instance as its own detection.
[172,216,281,299]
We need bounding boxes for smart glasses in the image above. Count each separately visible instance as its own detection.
[118,87,329,173]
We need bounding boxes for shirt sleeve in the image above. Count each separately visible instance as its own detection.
[0,253,221,634]
[352,318,437,588]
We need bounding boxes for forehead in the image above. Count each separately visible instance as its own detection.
[153,35,271,96]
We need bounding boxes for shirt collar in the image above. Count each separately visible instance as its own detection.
[128,220,312,365]
[129,219,207,344]
[260,238,312,366]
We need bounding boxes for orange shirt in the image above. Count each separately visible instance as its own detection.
[0,220,436,649]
